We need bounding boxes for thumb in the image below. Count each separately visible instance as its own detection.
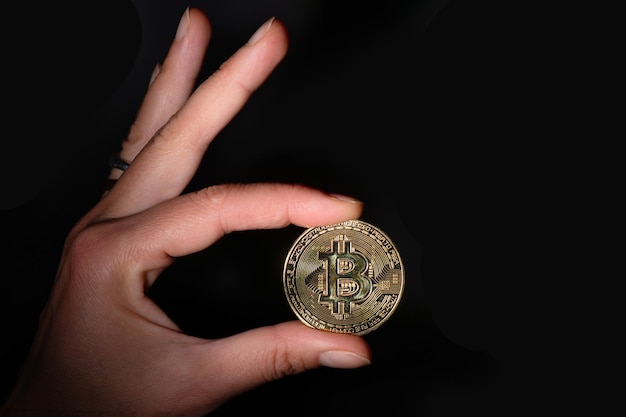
[200,321,371,400]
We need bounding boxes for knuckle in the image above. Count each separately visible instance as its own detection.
[189,185,230,210]
[187,185,232,229]
[62,220,137,284]
[271,349,305,379]
[265,329,309,380]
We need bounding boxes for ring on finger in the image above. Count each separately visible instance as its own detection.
[109,153,131,171]
[103,153,131,194]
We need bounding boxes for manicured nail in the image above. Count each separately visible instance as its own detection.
[175,7,190,41]
[319,351,371,368]
[248,17,275,45]
[149,63,161,86]
[328,193,363,204]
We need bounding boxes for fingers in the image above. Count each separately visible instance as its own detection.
[194,321,372,406]
[101,16,289,219]
[108,8,211,182]
[114,183,362,285]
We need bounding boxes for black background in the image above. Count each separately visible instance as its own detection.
[0,0,617,415]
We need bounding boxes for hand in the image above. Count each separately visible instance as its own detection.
[1,8,370,416]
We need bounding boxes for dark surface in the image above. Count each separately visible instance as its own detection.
[1,0,615,415]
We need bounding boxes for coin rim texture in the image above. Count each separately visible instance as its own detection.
[282,219,404,336]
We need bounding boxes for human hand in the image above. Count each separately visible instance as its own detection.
[1,8,370,416]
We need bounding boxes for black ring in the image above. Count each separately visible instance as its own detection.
[109,153,130,171]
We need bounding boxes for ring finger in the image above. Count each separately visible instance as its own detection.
[107,8,211,182]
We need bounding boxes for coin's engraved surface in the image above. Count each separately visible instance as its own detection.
[283,220,404,335]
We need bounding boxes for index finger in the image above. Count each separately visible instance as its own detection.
[114,183,364,288]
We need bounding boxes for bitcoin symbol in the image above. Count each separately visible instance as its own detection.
[318,235,371,317]
[283,220,405,336]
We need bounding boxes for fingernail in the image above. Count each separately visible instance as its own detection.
[149,63,161,86]
[319,351,371,369]
[248,17,275,45]
[175,7,190,41]
[328,193,363,204]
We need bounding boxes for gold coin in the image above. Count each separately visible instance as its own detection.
[283,220,404,336]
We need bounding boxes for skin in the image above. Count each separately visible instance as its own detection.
[1,8,371,417]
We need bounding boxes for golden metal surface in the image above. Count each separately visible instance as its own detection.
[283,220,404,336]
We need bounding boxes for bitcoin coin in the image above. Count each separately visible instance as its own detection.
[282,220,404,336]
